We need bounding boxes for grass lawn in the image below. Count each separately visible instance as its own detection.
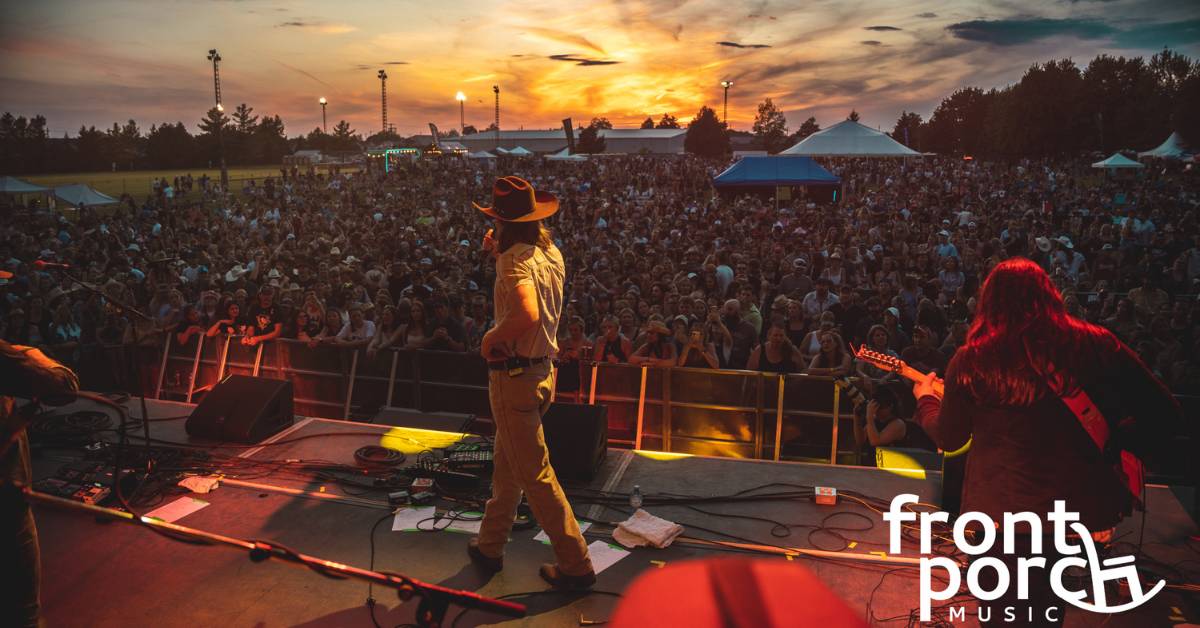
[24,166,288,199]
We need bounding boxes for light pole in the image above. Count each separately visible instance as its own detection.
[207,48,228,190]
[378,70,388,134]
[456,91,466,135]
[319,97,327,134]
[492,85,500,150]
[720,80,733,126]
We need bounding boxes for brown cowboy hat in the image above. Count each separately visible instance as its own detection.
[473,176,559,222]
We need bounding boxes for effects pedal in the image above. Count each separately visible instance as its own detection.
[446,446,494,472]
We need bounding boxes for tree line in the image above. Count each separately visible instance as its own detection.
[0,104,370,175]
[749,48,1199,157]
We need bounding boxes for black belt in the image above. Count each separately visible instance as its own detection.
[487,356,548,371]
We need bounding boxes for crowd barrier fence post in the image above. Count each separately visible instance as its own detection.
[342,348,360,420]
[662,367,673,453]
[216,336,232,381]
[588,363,598,405]
[754,373,765,459]
[773,375,786,462]
[154,333,172,399]
[634,366,648,450]
[830,382,842,465]
[386,350,399,408]
[186,335,204,402]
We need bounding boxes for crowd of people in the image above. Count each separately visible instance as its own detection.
[2,152,1198,407]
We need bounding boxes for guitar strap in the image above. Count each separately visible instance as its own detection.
[1057,386,1144,511]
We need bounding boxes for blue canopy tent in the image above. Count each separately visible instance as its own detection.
[0,176,50,194]
[713,155,841,203]
[54,184,118,207]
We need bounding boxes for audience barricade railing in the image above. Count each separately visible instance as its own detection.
[149,337,863,462]
[147,338,1192,475]
[582,362,858,462]
[154,332,204,401]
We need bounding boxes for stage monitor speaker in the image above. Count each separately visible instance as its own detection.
[542,402,607,482]
[186,375,294,444]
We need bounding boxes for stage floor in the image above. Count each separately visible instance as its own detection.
[29,397,1200,627]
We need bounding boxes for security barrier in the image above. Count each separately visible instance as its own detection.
[145,334,861,463]
[134,334,1200,475]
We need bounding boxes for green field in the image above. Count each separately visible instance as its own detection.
[24,166,288,199]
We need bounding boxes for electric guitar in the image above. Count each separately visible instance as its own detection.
[852,345,971,457]
[851,345,945,398]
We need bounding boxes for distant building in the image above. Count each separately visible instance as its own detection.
[458,128,687,155]
[285,149,324,165]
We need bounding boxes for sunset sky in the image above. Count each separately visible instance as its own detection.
[1,0,1197,138]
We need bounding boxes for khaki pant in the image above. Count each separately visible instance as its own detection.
[477,362,593,576]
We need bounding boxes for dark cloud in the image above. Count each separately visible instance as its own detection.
[916,12,937,18]
[716,41,771,49]
[524,27,606,55]
[1112,19,1200,49]
[946,18,1115,45]
[548,54,620,66]
[861,40,883,46]
[277,20,309,28]
[354,62,408,70]
[864,26,902,31]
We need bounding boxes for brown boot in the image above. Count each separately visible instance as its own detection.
[467,538,503,573]
[539,563,596,590]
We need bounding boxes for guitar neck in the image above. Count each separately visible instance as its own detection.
[896,364,944,396]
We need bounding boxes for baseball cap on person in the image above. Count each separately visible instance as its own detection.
[885,307,900,319]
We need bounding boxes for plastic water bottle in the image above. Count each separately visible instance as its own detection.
[629,485,643,510]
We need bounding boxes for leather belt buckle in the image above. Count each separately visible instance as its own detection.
[506,357,524,377]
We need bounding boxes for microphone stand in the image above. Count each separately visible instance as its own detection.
[13,483,526,626]
[43,268,158,516]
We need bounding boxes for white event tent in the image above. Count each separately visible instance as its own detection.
[1138,132,1189,159]
[780,120,921,157]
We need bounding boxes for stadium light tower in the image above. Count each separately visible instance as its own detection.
[720,80,733,125]
[378,70,388,134]
[492,85,500,150]
[208,48,228,190]
[319,97,327,133]
[456,91,466,135]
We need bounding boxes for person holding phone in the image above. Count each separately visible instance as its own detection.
[677,322,719,369]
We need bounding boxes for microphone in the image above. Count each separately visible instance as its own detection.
[33,260,71,270]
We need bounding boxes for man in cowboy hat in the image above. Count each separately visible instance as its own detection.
[468,176,595,589]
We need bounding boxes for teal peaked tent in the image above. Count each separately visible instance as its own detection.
[54,184,118,206]
[0,176,49,194]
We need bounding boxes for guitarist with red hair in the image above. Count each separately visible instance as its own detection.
[911,257,1181,625]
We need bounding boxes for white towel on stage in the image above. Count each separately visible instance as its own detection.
[612,509,684,549]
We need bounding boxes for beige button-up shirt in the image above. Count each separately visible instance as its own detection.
[493,242,564,359]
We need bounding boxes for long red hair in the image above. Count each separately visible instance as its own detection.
[951,258,1119,406]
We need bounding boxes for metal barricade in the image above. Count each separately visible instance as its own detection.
[136,335,1200,478]
[155,332,204,401]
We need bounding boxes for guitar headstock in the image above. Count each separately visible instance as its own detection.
[852,344,903,373]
